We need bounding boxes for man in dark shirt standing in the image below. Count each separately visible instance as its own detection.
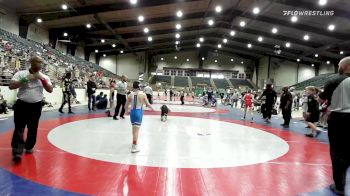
[319,56,350,195]
[259,84,277,123]
[87,75,97,111]
[279,86,293,128]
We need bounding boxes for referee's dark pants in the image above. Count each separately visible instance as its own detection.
[114,94,126,118]
[328,112,350,191]
[11,99,42,156]
[59,91,71,112]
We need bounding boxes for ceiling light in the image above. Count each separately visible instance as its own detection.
[175,41,180,45]
[241,61,244,64]
[247,43,252,48]
[303,34,310,41]
[319,0,327,6]
[176,10,183,18]
[199,37,204,42]
[208,19,214,26]
[86,23,91,28]
[36,18,42,23]
[223,38,228,43]
[327,61,330,64]
[297,59,300,62]
[143,27,149,33]
[61,4,68,10]
[215,60,218,63]
[176,23,182,30]
[230,31,236,36]
[328,24,335,31]
[63,32,68,37]
[291,16,298,23]
[202,57,205,60]
[103,54,106,57]
[95,49,98,53]
[215,5,222,13]
[239,21,246,27]
[258,36,263,42]
[138,15,144,22]
[101,39,105,43]
[175,33,180,39]
[120,50,124,54]
[187,59,190,62]
[252,7,260,15]
[196,43,201,48]
[231,59,234,62]
[315,54,319,57]
[340,51,344,54]
[217,44,222,48]
[311,64,315,67]
[112,44,116,48]
[130,0,137,5]
[174,56,177,59]
[285,42,291,48]
[161,58,164,61]
[148,36,153,42]
[272,27,278,34]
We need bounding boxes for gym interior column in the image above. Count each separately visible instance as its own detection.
[315,63,320,76]
[333,60,339,73]
[48,30,58,49]
[19,16,29,39]
[267,56,271,79]
[84,49,91,61]
[70,45,77,56]
[255,60,259,86]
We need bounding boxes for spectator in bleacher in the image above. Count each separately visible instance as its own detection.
[279,86,293,128]
[59,72,73,114]
[87,75,97,111]
[9,55,53,163]
[318,56,350,195]
[259,84,277,123]
[143,84,153,104]
[0,89,8,114]
[113,75,128,120]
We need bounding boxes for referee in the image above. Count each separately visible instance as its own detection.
[9,56,53,163]
[319,56,350,195]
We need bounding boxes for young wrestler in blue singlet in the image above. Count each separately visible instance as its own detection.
[124,81,154,153]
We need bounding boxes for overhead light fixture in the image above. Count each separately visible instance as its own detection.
[120,50,124,54]
[231,59,234,62]
[319,0,327,6]
[175,41,180,45]
[328,24,335,31]
[217,44,222,48]
[175,33,180,39]
[148,36,153,42]
[215,5,222,13]
[311,64,315,67]
[36,18,42,23]
[103,54,106,57]
[112,44,116,48]
[199,37,204,42]
[174,56,177,59]
[196,43,201,48]
[130,0,137,5]
[285,42,291,48]
[101,39,105,43]
[215,60,218,63]
[247,43,252,48]
[63,32,68,37]
[175,23,182,30]
[315,54,319,57]
[208,19,214,26]
[86,23,91,28]
[223,38,228,43]
[61,4,68,10]
[297,59,300,62]
[239,21,246,27]
[340,51,344,54]
[176,10,183,18]
[161,58,164,61]
[241,61,244,64]
[143,27,149,33]
[202,57,205,60]
[327,61,330,64]
[272,27,278,34]
[187,59,190,62]
[303,34,310,41]
[252,7,260,15]
[258,36,263,42]
[95,49,98,53]
[138,15,144,22]
[291,16,298,23]
[230,31,236,36]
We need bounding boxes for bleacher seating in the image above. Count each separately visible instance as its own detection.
[291,73,337,90]
[149,75,171,85]
[174,76,189,87]
[212,79,230,89]
[230,79,254,89]
[190,77,211,86]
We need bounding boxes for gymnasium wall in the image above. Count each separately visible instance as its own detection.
[27,23,49,44]
[99,55,117,74]
[75,46,85,60]
[155,51,199,70]
[89,53,96,64]
[0,6,19,35]
[319,62,335,74]
[56,41,67,53]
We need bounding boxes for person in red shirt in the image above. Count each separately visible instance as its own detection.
[242,90,254,122]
